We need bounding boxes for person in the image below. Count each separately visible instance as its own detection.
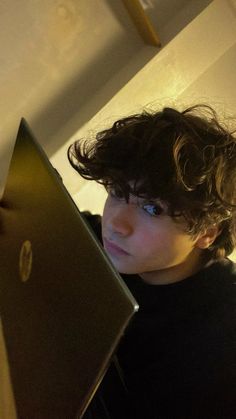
[68,105,236,418]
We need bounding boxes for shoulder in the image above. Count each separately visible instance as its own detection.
[199,259,236,341]
[196,258,236,308]
[204,258,236,287]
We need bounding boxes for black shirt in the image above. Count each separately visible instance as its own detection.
[84,213,236,418]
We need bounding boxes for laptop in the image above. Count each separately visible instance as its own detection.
[0,119,138,418]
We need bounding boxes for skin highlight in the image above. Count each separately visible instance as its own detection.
[102,191,219,285]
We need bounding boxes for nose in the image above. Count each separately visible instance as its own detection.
[106,202,134,237]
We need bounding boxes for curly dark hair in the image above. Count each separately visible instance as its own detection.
[68,105,236,259]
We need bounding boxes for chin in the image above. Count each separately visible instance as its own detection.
[111,262,140,275]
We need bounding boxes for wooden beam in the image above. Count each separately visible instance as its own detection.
[122,0,161,47]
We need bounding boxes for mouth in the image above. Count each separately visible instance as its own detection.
[103,238,130,256]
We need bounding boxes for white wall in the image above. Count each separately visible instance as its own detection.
[0,0,215,197]
[145,0,212,46]
[0,0,157,197]
[51,0,236,211]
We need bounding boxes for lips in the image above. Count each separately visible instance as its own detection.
[103,238,129,256]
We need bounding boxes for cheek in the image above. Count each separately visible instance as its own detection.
[132,225,193,261]
[131,227,170,255]
[101,201,110,229]
[102,199,109,218]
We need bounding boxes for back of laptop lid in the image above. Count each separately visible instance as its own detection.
[0,120,138,418]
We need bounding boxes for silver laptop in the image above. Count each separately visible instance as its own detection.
[0,119,138,418]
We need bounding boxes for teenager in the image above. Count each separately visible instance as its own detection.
[68,105,236,418]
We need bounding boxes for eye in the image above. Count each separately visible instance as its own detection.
[142,203,164,217]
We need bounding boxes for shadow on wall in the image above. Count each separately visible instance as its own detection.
[31,13,156,157]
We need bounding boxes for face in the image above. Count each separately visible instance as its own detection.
[102,190,205,285]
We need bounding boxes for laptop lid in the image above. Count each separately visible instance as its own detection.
[0,119,138,418]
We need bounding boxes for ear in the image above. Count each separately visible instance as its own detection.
[195,225,221,250]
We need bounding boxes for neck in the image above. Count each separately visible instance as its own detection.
[140,249,210,285]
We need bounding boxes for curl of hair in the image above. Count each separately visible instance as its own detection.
[68,104,236,259]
